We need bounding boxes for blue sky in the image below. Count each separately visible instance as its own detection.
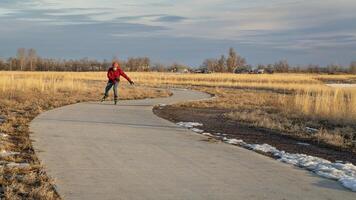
[0,0,355,66]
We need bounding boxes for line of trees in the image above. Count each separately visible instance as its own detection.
[200,48,356,74]
[201,48,246,73]
[0,48,193,72]
[1,48,356,74]
[0,48,154,72]
[252,61,356,74]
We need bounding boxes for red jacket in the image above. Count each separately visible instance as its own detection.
[107,67,131,83]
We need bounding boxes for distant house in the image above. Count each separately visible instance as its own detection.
[265,68,274,74]
[193,69,211,74]
[171,66,190,73]
[257,69,265,74]
[234,66,252,74]
[234,66,274,74]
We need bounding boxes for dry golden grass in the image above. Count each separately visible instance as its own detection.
[124,72,356,124]
[95,72,353,121]
[2,71,355,124]
[293,88,356,123]
[125,72,354,150]
[2,71,355,129]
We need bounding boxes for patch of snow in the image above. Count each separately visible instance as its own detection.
[297,142,310,146]
[202,133,214,137]
[243,143,356,192]
[223,137,245,145]
[0,150,19,157]
[327,84,356,88]
[6,162,30,168]
[0,133,8,138]
[159,104,167,107]
[246,143,279,153]
[176,122,203,128]
[219,137,356,192]
[305,127,318,133]
[191,128,204,133]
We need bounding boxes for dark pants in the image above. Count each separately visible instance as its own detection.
[104,81,119,99]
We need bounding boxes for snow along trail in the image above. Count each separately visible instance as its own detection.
[177,121,356,192]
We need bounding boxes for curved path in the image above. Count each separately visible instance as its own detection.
[30,89,355,200]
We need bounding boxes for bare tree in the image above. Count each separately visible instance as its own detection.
[202,58,218,72]
[140,57,150,71]
[125,57,151,71]
[17,48,26,71]
[217,55,226,72]
[274,60,289,73]
[151,62,167,72]
[0,58,4,70]
[226,48,246,73]
[327,64,342,74]
[226,48,237,72]
[350,61,356,74]
[28,48,37,71]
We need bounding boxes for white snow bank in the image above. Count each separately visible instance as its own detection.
[191,128,204,133]
[177,122,206,134]
[5,162,30,168]
[245,143,279,153]
[177,122,203,128]
[202,133,214,137]
[305,127,319,133]
[223,138,245,145]
[240,142,356,192]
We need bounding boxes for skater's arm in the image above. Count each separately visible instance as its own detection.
[119,69,134,84]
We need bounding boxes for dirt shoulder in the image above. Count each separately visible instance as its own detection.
[154,105,356,165]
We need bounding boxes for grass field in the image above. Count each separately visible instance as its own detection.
[65,71,356,123]
[1,71,356,199]
[2,71,355,122]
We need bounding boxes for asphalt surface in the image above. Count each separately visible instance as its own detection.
[30,89,355,200]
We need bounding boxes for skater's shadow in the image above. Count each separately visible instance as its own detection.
[36,117,183,131]
[86,102,154,107]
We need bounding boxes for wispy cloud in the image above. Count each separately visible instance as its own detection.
[154,15,187,23]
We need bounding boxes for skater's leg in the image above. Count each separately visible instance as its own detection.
[102,81,113,101]
[113,82,119,103]
[105,82,114,95]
